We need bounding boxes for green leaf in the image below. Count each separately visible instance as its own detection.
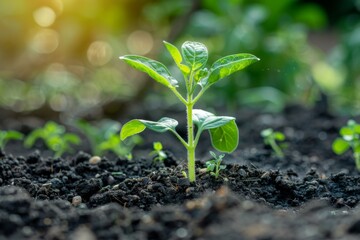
[45,121,65,135]
[5,131,24,140]
[274,132,285,141]
[193,109,235,132]
[24,129,43,148]
[120,118,178,141]
[354,125,360,134]
[120,120,147,141]
[205,53,260,87]
[332,138,350,155]
[209,120,239,153]
[120,55,178,88]
[153,141,163,151]
[163,41,190,74]
[181,41,208,71]
[206,161,215,172]
[63,134,81,145]
[340,127,354,137]
[261,128,273,138]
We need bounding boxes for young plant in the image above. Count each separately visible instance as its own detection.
[119,41,259,182]
[261,128,286,157]
[24,121,81,158]
[0,130,24,150]
[149,141,167,162]
[76,119,141,159]
[206,151,226,179]
[98,132,141,160]
[332,119,360,170]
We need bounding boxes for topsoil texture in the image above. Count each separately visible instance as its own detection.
[1,105,360,240]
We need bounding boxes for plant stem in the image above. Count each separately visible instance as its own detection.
[270,140,284,158]
[354,153,360,170]
[186,97,196,182]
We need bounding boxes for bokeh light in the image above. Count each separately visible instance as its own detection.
[87,41,113,66]
[30,29,59,54]
[126,30,154,55]
[33,7,57,27]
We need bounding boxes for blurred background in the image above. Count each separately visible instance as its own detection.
[0,0,359,121]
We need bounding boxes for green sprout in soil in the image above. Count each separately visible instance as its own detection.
[76,119,142,160]
[261,128,286,157]
[24,121,81,158]
[332,119,360,170]
[119,41,259,182]
[0,130,24,151]
[206,151,226,179]
[149,141,167,162]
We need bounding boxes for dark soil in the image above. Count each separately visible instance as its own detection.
[2,105,360,239]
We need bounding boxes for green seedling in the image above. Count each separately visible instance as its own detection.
[0,130,24,150]
[149,141,167,162]
[25,121,80,157]
[261,128,286,157]
[332,119,360,170]
[98,133,142,160]
[206,151,226,179]
[119,40,259,182]
[76,120,142,159]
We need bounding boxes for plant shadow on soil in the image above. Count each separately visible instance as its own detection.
[2,105,360,239]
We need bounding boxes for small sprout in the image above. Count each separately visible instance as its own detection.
[332,119,360,170]
[24,121,80,157]
[205,151,226,179]
[261,128,286,157]
[76,119,141,159]
[149,141,167,162]
[98,133,142,160]
[181,171,188,179]
[0,130,24,150]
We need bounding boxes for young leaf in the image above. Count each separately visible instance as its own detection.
[153,142,163,151]
[24,129,43,148]
[120,120,146,141]
[274,132,285,141]
[204,53,260,87]
[340,127,354,137]
[201,116,235,132]
[260,128,273,138]
[120,118,178,141]
[332,138,350,155]
[209,120,239,153]
[120,55,178,88]
[163,41,190,74]
[5,131,24,140]
[193,109,235,133]
[181,41,208,71]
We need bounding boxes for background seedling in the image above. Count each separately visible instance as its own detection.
[261,128,286,157]
[206,151,226,179]
[76,119,142,159]
[332,119,360,170]
[25,121,80,158]
[120,40,259,182]
[0,130,24,150]
[149,141,167,162]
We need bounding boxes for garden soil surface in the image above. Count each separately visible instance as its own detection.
[2,104,360,239]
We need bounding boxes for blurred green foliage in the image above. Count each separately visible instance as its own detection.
[0,0,359,115]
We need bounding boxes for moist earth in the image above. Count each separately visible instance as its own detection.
[1,105,360,239]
